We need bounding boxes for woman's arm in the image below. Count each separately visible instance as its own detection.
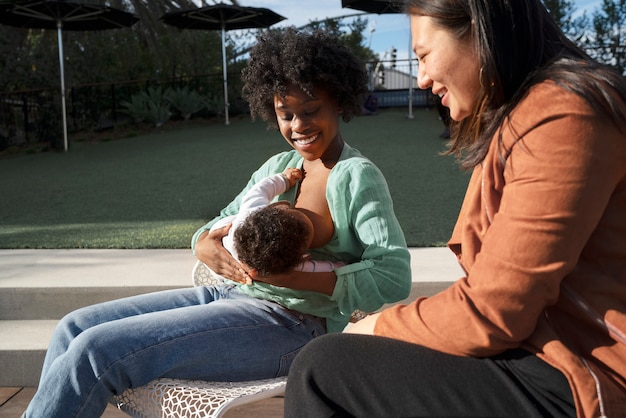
[374,85,625,356]
[249,269,338,296]
[192,151,302,282]
[323,156,412,314]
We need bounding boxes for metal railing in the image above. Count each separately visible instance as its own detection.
[0,59,431,150]
[0,73,230,150]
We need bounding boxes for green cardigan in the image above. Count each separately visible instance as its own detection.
[192,143,411,332]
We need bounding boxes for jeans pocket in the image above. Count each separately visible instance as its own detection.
[277,316,326,376]
[278,346,302,376]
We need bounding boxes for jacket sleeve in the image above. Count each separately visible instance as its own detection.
[374,84,626,356]
[326,158,412,317]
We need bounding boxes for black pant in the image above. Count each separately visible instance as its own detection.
[284,334,575,417]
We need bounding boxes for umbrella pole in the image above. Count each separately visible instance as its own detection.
[407,34,414,120]
[57,21,69,151]
[221,26,229,125]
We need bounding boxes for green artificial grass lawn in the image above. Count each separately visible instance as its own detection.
[0,108,469,249]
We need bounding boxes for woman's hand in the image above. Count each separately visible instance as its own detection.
[344,312,380,335]
[194,225,252,285]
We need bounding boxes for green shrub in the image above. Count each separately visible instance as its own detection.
[120,94,148,123]
[205,93,225,116]
[120,86,172,128]
[165,86,206,121]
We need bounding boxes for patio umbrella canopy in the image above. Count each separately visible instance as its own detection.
[161,3,286,125]
[341,0,403,14]
[0,0,139,151]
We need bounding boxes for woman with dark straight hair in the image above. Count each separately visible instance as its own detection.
[284,1,626,416]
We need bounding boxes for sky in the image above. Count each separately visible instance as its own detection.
[214,0,603,61]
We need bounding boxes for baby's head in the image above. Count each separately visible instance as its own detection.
[233,202,314,277]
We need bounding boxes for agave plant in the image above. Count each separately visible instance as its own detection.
[165,86,206,121]
[121,86,171,128]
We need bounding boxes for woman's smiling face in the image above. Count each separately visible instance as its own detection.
[411,15,481,121]
[273,84,343,162]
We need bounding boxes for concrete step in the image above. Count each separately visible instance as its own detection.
[1,286,191,320]
[0,248,462,320]
[0,249,194,319]
[0,249,196,386]
[0,248,463,387]
[0,320,56,387]
[0,281,455,387]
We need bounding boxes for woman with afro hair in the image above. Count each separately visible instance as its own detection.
[24,27,411,418]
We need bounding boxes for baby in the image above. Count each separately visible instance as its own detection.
[210,168,344,282]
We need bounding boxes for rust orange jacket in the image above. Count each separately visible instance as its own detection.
[375,82,626,417]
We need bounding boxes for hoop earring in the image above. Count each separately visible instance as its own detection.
[479,67,495,89]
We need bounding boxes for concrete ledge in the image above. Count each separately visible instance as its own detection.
[0,248,465,387]
[408,247,464,283]
[0,249,194,288]
[0,350,45,387]
[0,248,464,287]
[0,286,185,320]
[0,320,56,387]
[0,280,454,387]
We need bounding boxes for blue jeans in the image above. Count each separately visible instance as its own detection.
[23,284,326,418]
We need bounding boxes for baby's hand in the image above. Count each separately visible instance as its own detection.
[282,168,303,188]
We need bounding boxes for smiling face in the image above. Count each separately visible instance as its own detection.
[411,15,481,121]
[273,84,343,162]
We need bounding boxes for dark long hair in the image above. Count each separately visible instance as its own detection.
[405,0,626,169]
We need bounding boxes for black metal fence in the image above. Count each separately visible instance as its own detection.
[0,59,433,151]
[0,72,232,150]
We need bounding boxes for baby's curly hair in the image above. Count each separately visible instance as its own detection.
[241,27,369,129]
[233,205,311,276]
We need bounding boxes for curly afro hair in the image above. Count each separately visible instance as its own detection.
[233,205,312,276]
[241,26,369,129]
